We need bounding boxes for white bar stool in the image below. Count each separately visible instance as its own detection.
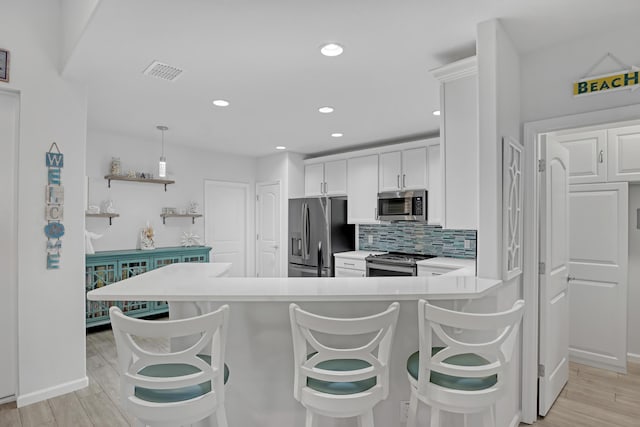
[289,302,400,427]
[406,299,524,427]
[110,305,230,427]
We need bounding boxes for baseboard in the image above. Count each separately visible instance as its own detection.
[0,395,16,405]
[509,411,521,427]
[628,352,640,364]
[569,350,626,373]
[17,376,88,407]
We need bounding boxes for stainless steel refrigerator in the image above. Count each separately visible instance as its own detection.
[288,197,354,277]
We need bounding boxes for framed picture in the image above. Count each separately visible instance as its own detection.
[0,49,9,83]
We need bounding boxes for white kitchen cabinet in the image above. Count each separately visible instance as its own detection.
[304,160,347,197]
[378,148,427,192]
[334,256,367,277]
[432,56,478,230]
[379,151,402,192]
[417,265,458,276]
[607,124,640,182]
[347,154,379,224]
[550,129,607,184]
[427,143,441,225]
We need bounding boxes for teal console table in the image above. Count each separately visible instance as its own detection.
[85,246,211,328]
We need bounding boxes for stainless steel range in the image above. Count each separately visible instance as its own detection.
[365,252,436,276]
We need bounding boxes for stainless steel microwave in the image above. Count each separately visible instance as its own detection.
[377,190,427,222]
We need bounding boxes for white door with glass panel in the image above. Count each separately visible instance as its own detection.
[538,136,570,416]
[568,182,628,371]
[204,180,248,277]
[256,182,280,277]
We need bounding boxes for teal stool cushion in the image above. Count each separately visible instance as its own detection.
[407,347,497,392]
[306,356,377,395]
[135,354,229,403]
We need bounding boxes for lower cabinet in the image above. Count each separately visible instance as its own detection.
[85,246,211,328]
[334,255,366,277]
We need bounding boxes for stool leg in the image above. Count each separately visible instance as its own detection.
[357,409,374,427]
[430,408,440,427]
[216,406,229,427]
[481,405,495,427]
[305,409,317,427]
[407,389,418,427]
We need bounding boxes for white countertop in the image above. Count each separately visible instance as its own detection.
[333,250,386,260]
[87,262,501,302]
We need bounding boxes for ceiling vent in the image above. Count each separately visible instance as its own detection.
[143,60,183,82]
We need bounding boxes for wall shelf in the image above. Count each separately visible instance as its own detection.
[86,212,120,226]
[104,175,175,191]
[160,213,203,225]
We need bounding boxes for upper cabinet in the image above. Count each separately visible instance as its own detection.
[379,147,428,192]
[608,124,640,182]
[303,138,440,225]
[304,160,347,197]
[547,122,640,185]
[432,56,478,230]
[347,155,379,224]
[549,129,607,184]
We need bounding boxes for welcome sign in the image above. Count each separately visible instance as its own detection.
[574,69,639,96]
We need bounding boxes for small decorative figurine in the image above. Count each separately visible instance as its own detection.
[86,205,100,214]
[188,201,200,214]
[84,229,103,254]
[102,199,116,214]
[140,221,155,250]
[181,231,201,247]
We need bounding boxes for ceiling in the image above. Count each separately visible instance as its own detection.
[64,0,640,158]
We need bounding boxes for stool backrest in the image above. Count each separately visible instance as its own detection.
[416,299,524,394]
[289,302,400,400]
[109,304,229,402]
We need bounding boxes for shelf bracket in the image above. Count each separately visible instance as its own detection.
[192,216,195,224]
[164,183,167,192]
[107,179,111,188]
[109,216,113,226]
[162,216,166,225]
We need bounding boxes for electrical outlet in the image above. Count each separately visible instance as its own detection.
[399,400,410,423]
[368,234,373,244]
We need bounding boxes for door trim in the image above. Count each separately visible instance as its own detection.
[255,180,282,277]
[522,103,640,423]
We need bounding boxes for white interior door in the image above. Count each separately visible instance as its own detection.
[256,182,280,277]
[569,182,628,371]
[538,136,570,416]
[204,180,249,277]
[0,91,18,400]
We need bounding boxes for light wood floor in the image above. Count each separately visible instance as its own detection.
[1,327,639,426]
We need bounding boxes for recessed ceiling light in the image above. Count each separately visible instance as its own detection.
[318,106,334,114]
[212,99,230,107]
[320,43,344,57]
[276,146,286,150]
[432,110,441,116]
[331,133,343,138]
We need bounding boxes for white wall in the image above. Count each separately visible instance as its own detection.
[87,129,257,254]
[0,1,89,405]
[628,184,640,357]
[522,24,640,124]
[477,19,522,426]
[256,152,305,276]
[60,0,101,68]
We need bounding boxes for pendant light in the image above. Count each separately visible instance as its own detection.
[157,125,168,178]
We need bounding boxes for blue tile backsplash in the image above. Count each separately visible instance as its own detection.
[358,224,477,259]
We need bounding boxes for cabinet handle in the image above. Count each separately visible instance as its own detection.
[324,182,328,194]
[403,174,406,188]
[374,207,378,219]
[397,175,400,188]
[599,150,604,163]
[344,262,355,266]
[320,182,323,194]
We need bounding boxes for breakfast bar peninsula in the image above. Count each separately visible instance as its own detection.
[87,263,508,427]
